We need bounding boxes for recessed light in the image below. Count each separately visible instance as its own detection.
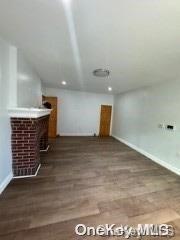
[62,81,67,85]
[93,69,110,77]
[108,87,112,91]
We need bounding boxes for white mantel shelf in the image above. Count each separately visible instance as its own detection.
[8,108,52,118]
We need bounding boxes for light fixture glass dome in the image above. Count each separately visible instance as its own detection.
[93,69,110,77]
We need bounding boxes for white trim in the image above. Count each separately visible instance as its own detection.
[40,145,49,152]
[60,133,112,137]
[13,164,41,179]
[60,133,97,136]
[8,108,51,118]
[112,135,180,176]
[0,172,13,194]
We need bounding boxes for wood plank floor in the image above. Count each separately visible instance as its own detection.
[1,136,180,239]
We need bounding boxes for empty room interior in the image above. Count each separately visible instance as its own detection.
[1,0,180,239]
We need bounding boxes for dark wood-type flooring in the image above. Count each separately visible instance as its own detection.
[1,137,180,239]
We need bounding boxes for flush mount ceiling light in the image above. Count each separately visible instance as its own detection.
[62,81,67,85]
[108,86,112,91]
[93,69,110,77]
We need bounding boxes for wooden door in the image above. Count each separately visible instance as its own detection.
[99,105,112,137]
[44,96,57,138]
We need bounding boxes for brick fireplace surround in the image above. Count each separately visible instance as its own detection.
[10,115,50,177]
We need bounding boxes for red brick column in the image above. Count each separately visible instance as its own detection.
[11,115,49,177]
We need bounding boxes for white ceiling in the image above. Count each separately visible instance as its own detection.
[0,0,180,94]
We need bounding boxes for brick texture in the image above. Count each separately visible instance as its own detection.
[10,115,50,177]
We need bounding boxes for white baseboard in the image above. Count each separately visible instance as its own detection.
[60,133,96,136]
[60,133,112,137]
[13,164,41,179]
[0,172,13,194]
[112,135,180,176]
[40,145,49,152]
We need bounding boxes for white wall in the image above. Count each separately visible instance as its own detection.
[43,88,113,136]
[0,38,13,193]
[0,36,42,193]
[112,79,180,174]
[17,50,42,108]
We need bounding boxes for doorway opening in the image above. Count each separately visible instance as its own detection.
[99,105,112,137]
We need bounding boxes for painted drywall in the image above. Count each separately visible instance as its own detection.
[17,50,42,108]
[0,38,13,193]
[0,36,42,193]
[8,47,18,108]
[1,1,180,94]
[43,88,113,136]
[112,79,180,174]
